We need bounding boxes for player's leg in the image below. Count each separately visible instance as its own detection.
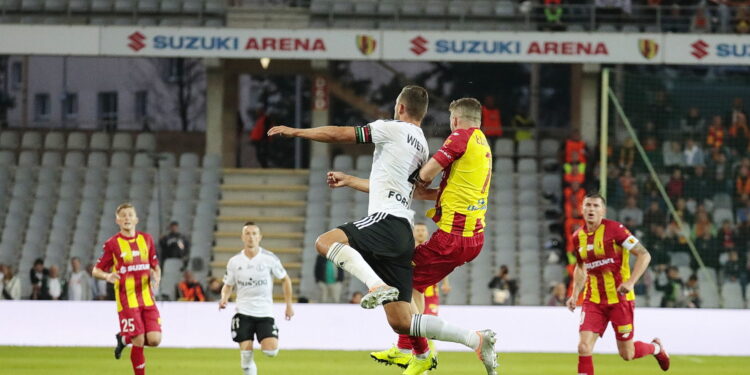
[239,340,257,375]
[257,317,280,358]
[405,289,430,359]
[233,314,257,375]
[130,334,147,375]
[142,307,162,347]
[611,301,670,370]
[315,228,392,298]
[370,292,421,368]
[577,331,599,375]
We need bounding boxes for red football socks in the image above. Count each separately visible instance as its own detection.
[397,334,412,351]
[131,345,145,375]
[634,341,656,359]
[578,355,594,375]
[410,336,430,355]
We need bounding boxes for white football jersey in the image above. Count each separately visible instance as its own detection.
[223,248,287,318]
[363,119,429,225]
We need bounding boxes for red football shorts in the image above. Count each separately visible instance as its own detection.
[580,300,635,341]
[412,230,484,293]
[118,306,162,337]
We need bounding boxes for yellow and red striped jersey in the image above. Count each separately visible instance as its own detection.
[572,219,639,305]
[423,284,440,315]
[96,231,158,312]
[427,127,492,237]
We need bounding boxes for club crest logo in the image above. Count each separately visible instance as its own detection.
[356,35,377,56]
[638,39,659,60]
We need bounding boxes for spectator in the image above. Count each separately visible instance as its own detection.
[314,254,344,303]
[618,169,636,196]
[619,196,644,228]
[666,168,685,199]
[618,138,636,171]
[663,140,684,168]
[645,224,672,267]
[728,97,747,127]
[29,258,50,300]
[648,90,675,129]
[693,230,719,270]
[642,136,662,169]
[564,130,587,163]
[605,165,625,208]
[546,282,567,306]
[511,105,535,141]
[736,196,750,224]
[488,265,517,305]
[563,158,586,186]
[728,112,750,155]
[683,138,705,167]
[1,265,21,300]
[481,95,503,140]
[159,221,190,270]
[249,107,271,168]
[655,266,687,308]
[691,212,715,240]
[643,200,666,231]
[205,277,223,301]
[685,166,711,203]
[680,107,706,140]
[564,181,586,219]
[67,257,92,301]
[685,275,701,308]
[723,250,745,284]
[717,219,737,253]
[176,270,205,301]
[736,166,750,199]
[707,115,727,150]
[735,6,750,33]
[349,291,363,304]
[87,263,108,300]
[690,6,711,33]
[47,265,62,300]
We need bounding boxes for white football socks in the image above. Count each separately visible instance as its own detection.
[410,314,480,350]
[240,350,257,375]
[653,343,661,355]
[327,242,384,289]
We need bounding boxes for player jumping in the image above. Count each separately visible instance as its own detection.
[268,86,497,375]
[567,193,670,374]
[92,203,161,375]
[219,221,294,375]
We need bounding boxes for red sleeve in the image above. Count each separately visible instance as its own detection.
[609,220,632,245]
[95,241,114,271]
[571,231,582,264]
[432,129,471,168]
[147,234,159,268]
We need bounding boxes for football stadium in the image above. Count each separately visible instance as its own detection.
[1,1,750,374]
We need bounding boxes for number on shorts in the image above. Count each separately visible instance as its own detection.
[232,317,240,330]
[121,318,135,333]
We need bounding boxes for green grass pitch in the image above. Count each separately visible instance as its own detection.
[2,347,747,374]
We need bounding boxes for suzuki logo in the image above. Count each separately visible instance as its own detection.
[691,39,709,59]
[410,36,428,56]
[128,32,146,52]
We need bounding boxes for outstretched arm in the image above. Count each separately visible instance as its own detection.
[418,158,445,186]
[268,126,356,144]
[328,171,369,193]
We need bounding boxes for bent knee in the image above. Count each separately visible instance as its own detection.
[262,349,279,357]
[387,319,411,335]
[578,343,593,356]
[315,235,333,256]
[619,351,634,361]
[147,339,161,347]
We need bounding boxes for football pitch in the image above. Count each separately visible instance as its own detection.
[2,347,748,374]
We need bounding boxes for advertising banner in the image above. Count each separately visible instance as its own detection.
[98,27,382,60]
[663,34,750,65]
[381,31,664,64]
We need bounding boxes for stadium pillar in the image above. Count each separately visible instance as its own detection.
[571,63,600,147]
[205,58,238,167]
[310,60,329,160]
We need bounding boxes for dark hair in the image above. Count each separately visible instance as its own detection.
[584,192,607,205]
[398,85,429,121]
[414,222,427,227]
[243,221,261,233]
[34,258,44,266]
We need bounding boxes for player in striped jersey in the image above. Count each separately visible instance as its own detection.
[567,193,670,374]
[93,203,161,375]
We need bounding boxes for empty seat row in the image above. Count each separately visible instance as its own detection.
[311,0,516,18]
[0,131,156,152]
[0,0,225,14]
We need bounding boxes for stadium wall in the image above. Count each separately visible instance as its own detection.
[2,301,748,355]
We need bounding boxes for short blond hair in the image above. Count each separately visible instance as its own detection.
[449,97,482,126]
[116,203,135,214]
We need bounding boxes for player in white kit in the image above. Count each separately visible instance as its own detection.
[219,222,294,375]
[268,86,497,375]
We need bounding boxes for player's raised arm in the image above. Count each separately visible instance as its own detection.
[618,243,652,295]
[267,125,356,143]
[327,171,369,193]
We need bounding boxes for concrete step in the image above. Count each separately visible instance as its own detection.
[214,231,304,249]
[216,215,304,233]
[219,200,307,217]
[222,168,309,186]
[221,184,308,201]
